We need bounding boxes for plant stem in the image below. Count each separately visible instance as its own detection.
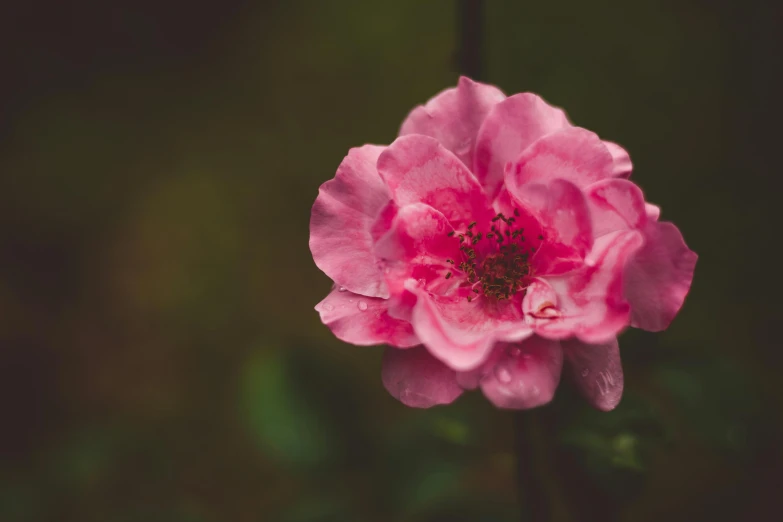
[514,410,550,522]
[457,0,484,80]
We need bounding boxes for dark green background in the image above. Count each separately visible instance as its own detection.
[1,1,780,521]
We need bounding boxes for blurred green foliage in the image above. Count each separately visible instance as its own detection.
[0,1,780,521]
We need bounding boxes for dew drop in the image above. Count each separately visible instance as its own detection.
[338,286,347,292]
[494,366,512,384]
[357,300,368,311]
[581,368,590,378]
[323,304,334,311]
[507,346,522,357]
[531,385,540,397]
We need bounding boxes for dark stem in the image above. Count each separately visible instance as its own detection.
[513,410,550,522]
[456,0,484,80]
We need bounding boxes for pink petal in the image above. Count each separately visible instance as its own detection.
[505,127,615,190]
[645,203,661,221]
[373,203,463,297]
[603,141,633,178]
[381,346,463,408]
[310,145,391,298]
[474,93,570,198]
[315,288,419,348]
[532,229,644,343]
[377,134,493,227]
[512,179,593,275]
[522,279,561,319]
[479,337,563,410]
[399,76,506,170]
[408,282,532,371]
[625,221,697,331]
[585,179,647,237]
[562,337,624,411]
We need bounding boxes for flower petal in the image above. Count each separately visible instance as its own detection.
[474,93,570,198]
[505,127,615,190]
[603,141,633,178]
[315,288,419,348]
[532,229,644,343]
[381,346,463,408]
[377,134,493,227]
[479,337,563,410]
[645,203,661,221]
[625,221,697,331]
[585,178,647,237]
[310,145,391,298]
[399,76,505,170]
[512,179,593,275]
[562,337,624,411]
[408,283,532,371]
[373,203,463,297]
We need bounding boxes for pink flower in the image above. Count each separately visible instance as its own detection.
[310,77,697,411]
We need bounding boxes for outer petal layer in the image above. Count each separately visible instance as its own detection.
[479,337,563,409]
[377,135,493,227]
[382,346,463,408]
[474,93,570,197]
[315,288,419,348]
[625,222,697,331]
[310,145,390,297]
[562,337,624,411]
[399,76,505,170]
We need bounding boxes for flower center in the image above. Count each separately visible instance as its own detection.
[444,210,540,302]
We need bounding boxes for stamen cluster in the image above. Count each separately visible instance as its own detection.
[444,210,541,302]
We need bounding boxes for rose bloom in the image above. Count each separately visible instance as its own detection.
[310,77,696,411]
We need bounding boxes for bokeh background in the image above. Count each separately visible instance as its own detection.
[1,1,781,521]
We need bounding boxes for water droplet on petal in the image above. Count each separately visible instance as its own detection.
[507,346,521,357]
[531,385,540,397]
[338,286,347,292]
[323,304,334,311]
[581,368,589,377]
[348,298,354,303]
[357,300,368,311]
[494,366,512,384]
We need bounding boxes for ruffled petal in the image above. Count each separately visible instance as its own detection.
[377,134,493,227]
[479,337,563,409]
[531,230,644,343]
[315,288,419,348]
[310,145,391,298]
[474,93,570,198]
[399,76,505,170]
[512,179,593,275]
[382,345,463,408]
[585,178,647,237]
[562,337,624,411]
[505,127,615,190]
[603,141,633,178]
[373,203,463,297]
[625,221,697,331]
[408,282,532,371]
